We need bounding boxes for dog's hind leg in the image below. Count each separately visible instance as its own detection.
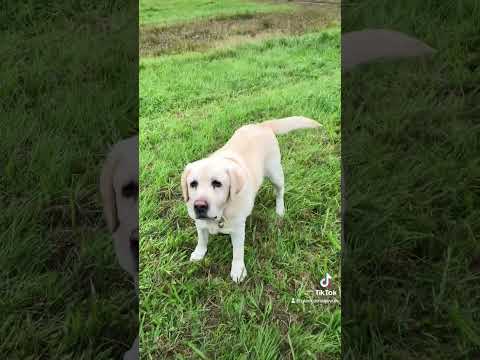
[266,153,285,217]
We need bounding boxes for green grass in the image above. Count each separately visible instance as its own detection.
[139,28,341,359]
[140,0,293,25]
[1,0,138,358]
[342,0,480,358]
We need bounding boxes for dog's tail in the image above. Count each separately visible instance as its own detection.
[260,116,320,135]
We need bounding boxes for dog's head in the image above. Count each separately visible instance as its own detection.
[181,157,246,221]
[100,136,139,280]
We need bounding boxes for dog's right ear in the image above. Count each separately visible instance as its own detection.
[100,147,119,233]
[181,164,192,202]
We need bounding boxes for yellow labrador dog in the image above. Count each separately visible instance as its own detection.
[100,136,138,360]
[182,117,319,282]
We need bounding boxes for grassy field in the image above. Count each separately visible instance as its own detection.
[1,0,138,359]
[140,0,292,25]
[139,1,340,359]
[342,0,480,358]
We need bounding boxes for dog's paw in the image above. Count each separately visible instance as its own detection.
[190,248,207,261]
[230,261,247,283]
[276,202,285,217]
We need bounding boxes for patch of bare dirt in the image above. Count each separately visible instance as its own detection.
[140,5,339,57]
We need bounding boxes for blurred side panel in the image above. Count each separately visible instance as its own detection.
[1,1,138,358]
[342,1,480,358]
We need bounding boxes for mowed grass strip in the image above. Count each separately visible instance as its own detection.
[140,30,341,359]
[140,0,293,26]
[140,6,340,56]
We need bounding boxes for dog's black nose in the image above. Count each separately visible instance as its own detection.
[194,200,209,217]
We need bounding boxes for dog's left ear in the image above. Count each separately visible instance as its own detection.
[181,164,192,202]
[100,147,119,233]
[227,164,246,200]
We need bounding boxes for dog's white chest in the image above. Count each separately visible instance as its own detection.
[209,221,234,234]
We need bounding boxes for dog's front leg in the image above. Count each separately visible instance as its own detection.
[230,225,247,283]
[190,227,209,261]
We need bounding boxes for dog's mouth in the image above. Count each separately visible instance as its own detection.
[129,237,139,273]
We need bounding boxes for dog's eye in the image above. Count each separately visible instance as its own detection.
[122,181,138,198]
[190,180,198,188]
[211,180,222,188]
